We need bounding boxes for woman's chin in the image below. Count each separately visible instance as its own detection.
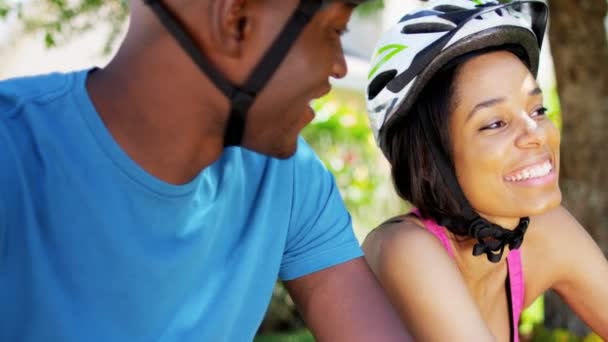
[477,190,562,225]
[519,191,563,217]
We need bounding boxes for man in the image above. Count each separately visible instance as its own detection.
[0,0,411,341]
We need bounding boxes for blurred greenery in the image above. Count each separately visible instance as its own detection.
[355,0,384,17]
[545,86,563,130]
[529,326,604,342]
[521,296,545,336]
[304,88,405,232]
[255,326,606,342]
[0,0,384,54]
[254,329,314,342]
[0,0,128,53]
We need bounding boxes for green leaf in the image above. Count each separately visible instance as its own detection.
[0,7,9,19]
[356,0,384,17]
[45,32,56,48]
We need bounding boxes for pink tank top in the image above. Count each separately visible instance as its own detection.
[412,210,524,342]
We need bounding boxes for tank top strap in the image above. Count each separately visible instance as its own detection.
[410,209,525,340]
[410,209,455,258]
[506,248,525,339]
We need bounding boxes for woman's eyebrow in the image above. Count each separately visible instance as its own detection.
[466,97,506,123]
[529,86,543,96]
[465,87,543,123]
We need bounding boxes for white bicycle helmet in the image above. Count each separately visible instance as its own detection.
[366,0,549,157]
[365,0,549,263]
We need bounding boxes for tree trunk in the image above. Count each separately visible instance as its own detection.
[546,0,608,335]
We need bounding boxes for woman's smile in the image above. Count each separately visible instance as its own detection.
[504,158,556,186]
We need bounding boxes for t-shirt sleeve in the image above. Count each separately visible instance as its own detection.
[279,138,363,281]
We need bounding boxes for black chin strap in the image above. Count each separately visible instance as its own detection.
[469,216,529,263]
[144,0,322,146]
[417,106,530,263]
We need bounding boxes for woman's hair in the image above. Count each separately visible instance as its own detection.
[385,45,530,236]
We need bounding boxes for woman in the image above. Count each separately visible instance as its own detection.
[362,1,608,341]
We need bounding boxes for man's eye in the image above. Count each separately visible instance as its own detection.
[335,27,349,36]
[480,120,506,131]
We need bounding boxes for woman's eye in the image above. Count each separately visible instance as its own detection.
[531,106,549,118]
[480,120,507,131]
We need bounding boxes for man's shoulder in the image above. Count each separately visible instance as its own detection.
[0,71,87,203]
[293,136,325,166]
[0,71,78,120]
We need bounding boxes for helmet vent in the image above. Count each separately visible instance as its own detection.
[401,22,454,34]
[368,70,397,100]
[508,5,522,18]
[433,5,468,13]
[495,9,503,17]
[399,10,442,23]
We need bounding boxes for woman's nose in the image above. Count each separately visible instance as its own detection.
[515,113,545,148]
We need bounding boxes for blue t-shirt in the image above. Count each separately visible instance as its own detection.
[0,70,362,342]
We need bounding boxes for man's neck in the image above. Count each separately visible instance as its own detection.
[86,52,229,185]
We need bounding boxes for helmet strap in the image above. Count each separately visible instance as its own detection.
[469,216,529,262]
[144,0,322,146]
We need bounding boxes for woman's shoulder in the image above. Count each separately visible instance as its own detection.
[363,213,454,275]
[522,205,587,300]
[365,213,426,240]
[362,213,496,340]
[525,205,583,252]
[363,214,429,258]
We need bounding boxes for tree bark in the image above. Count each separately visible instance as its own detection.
[546,0,608,335]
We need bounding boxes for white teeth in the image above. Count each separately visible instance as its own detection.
[531,166,541,178]
[506,161,552,182]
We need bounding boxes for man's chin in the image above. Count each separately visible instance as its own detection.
[241,140,299,160]
[269,142,299,160]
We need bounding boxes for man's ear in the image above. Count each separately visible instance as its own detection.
[209,0,250,58]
